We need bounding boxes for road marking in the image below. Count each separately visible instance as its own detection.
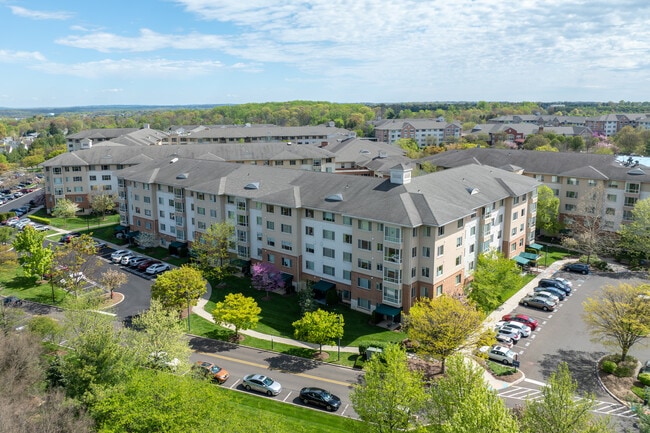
[196,351,352,387]
[523,378,546,387]
[283,391,293,402]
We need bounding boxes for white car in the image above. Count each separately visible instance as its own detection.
[120,253,138,265]
[496,327,521,343]
[110,249,132,262]
[487,345,518,365]
[146,263,170,274]
[502,321,531,337]
[533,290,559,304]
[554,277,573,288]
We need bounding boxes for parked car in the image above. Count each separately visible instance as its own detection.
[638,360,650,379]
[495,334,514,348]
[93,240,107,249]
[533,285,566,301]
[127,257,149,268]
[496,327,521,343]
[4,217,19,226]
[147,351,180,371]
[33,224,49,231]
[137,259,161,271]
[533,290,560,304]
[501,313,539,331]
[539,278,571,295]
[193,361,230,384]
[146,263,170,275]
[119,252,138,265]
[110,249,132,262]
[59,232,81,243]
[520,295,557,311]
[3,296,22,307]
[299,387,342,411]
[242,373,282,396]
[487,345,518,365]
[554,277,573,289]
[562,262,590,274]
[13,192,23,198]
[500,321,532,337]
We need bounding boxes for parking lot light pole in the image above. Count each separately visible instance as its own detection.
[186,291,191,332]
[337,314,341,361]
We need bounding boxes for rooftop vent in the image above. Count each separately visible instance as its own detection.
[360,149,371,155]
[176,173,189,180]
[466,187,480,195]
[244,182,260,190]
[170,157,178,164]
[325,193,343,202]
[628,167,645,175]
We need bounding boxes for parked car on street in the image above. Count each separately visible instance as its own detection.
[299,387,342,411]
[520,295,557,311]
[638,360,650,379]
[501,313,539,331]
[562,262,590,274]
[242,374,282,396]
[533,285,566,301]
[193,361,230,384]
[487,345,518,365]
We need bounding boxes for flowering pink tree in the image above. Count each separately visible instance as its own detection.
[251,262,285,299]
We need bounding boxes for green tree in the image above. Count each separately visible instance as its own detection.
[351,344,427,433]
[12,225,52,281]
[130,299,192,371]
[582,283,650,361]
[405,296,486,372]
[523,134,550,150]
[470,251,525,312]
[151,265,206,312]
[21,153,45,168]
[614,125,644,155]
[618,197,650,260]
[89,193,116,220]
[536,185,561,235]
[52,198,80,227]
[427,354,518,433]
[52,234,101,297]
[0,226,12,244]
[396,138,421,158]
[135,231,157,249]
[535,143,559,152]
[292,309,344,355]
[212,292,260,339]
[518,362,613,433]
[190,221,235,281]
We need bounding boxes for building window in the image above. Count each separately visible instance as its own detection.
[267,237,275,247]
[102,175,111,181]
[566,191,578,199]
[305,226,314,236]
[456,236,462,247]
[437,245,444,256]
[626,183,640,194]
[323,265,335,276]
[306,260,314,270]
[267,254,275,263]
[605,207,615,215]
[72,176,82,182]
[422,247,430,257]
[457,219,464,228]
[144,209,151,216]
[281,224,292,234]
[437,226,445,236]
[343,252,352,262]
[607,194,617,202]
[624,197,638,207]
[343,216,352,225]
[305,209,314,218]
[565,204,576,211]
[357,278,370,289]
[281,207,292,216]
[343,270,351,281]
[567,177,579,185]
[436,265,443,276]
[421,267,430,278]
[424,227,431,237]
[323,247,335,258]
[266,221,275,230]
[323,212,335,222]
[358,220,372,231]
[282,257,292,267]
[358,298,371,310]
[266,204,274,213]
[323,229,335,240]
[343,234,352,244]
[281,241,293,251]
[358,239,371,250]
[358,258,371,270]
[456,255,462,266]
[436,285,443,296]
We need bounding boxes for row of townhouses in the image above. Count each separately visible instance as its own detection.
[421,148,650,232]
[488,113,650,137]
[41,146,540,318]
[470,123,593,146]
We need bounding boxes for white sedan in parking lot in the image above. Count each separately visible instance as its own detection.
[110,250,132,262]
[145,263,170,275]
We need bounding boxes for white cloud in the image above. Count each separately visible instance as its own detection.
[0,49,47,63]
[31,58,224,78]
[9,6,72,20]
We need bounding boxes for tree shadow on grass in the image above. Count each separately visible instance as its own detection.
[538,348,608,396]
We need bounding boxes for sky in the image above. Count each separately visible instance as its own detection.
[1,0,650,108]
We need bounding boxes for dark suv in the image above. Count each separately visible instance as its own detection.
[539,278,571,294]
[59,232,82,243]
[562,262,590,275]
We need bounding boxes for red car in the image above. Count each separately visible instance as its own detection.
[137,259,160,271]
[501,313,539,331]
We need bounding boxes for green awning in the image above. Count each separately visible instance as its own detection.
[114,225,128,232]
[313,280,335,293]
[528,243,543,250]
[125,231,140,239]
[281,273,293,282]
[374,303,402,317]
[519,252,540,261]
[514,255,530,265]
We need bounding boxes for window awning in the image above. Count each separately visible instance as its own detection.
[281,273,293,283]
[125,231,140,239]
[528,243,543,250]
[313,280,335,293]
[374,303,402,317]
[519,252,540,261]
[514,255,530,265]
[170,241,187,248]
[114,225,129,232]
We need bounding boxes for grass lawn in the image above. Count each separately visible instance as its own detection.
[0,265,67,304]
[31,208,120,232]
[206,275,405,347]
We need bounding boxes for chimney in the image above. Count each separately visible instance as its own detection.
[320,141,328,147]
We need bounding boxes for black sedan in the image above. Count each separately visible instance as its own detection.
[299,387,341,411]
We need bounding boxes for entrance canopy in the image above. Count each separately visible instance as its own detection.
[313,280,335,293]
[514,255,530,265]
[125,231,140,239]
[519,251,540,261]
[528,243,543,250]
[374,303,402,317]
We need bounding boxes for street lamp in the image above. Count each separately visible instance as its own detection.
[185,291,191,332]
[337,314,341,361]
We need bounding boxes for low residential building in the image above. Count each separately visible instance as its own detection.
[114,157,539,316]
[420,148,650,231]
[374,119,462,147]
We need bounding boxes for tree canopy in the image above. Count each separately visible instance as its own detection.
[190,221,235,281]
[151,265,207,312]
[212,292,261,338]
[618,197,650,260]
[470,251,525,312]
[52,198,80,226]
[292,309,344,354]
[536,185,561,235]
[12,225,52,281]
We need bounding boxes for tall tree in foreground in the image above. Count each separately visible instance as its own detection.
[618,197,650,262]
[151,265,206,313]
[406,295,487,373]
[536,185,561,236]
[292,309,343,355]
[190,221,235,281]
[470,251,524,312]
[427,354,517,433]
[350,344,427,433]
[518,362,613,433]
[212,292,261,340]
[12,225,53,281]
[582,283,650,361]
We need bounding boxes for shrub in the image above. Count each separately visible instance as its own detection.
[28,215,50,224]
[601,360,617,374]
[357,341,390,355]
[614,365,633,377]
[639,373,650,387]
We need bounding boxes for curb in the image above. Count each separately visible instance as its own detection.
[595,355,640,408]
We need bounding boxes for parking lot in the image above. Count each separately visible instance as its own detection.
[96,245,171,282]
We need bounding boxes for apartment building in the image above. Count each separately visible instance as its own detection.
[41,143,340,214]
[470,123,593,146]
[374,119,462,147]
[488,113,650,137]
[114,156,539,317]
[420,148,650,231]
[164,123,356,145]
